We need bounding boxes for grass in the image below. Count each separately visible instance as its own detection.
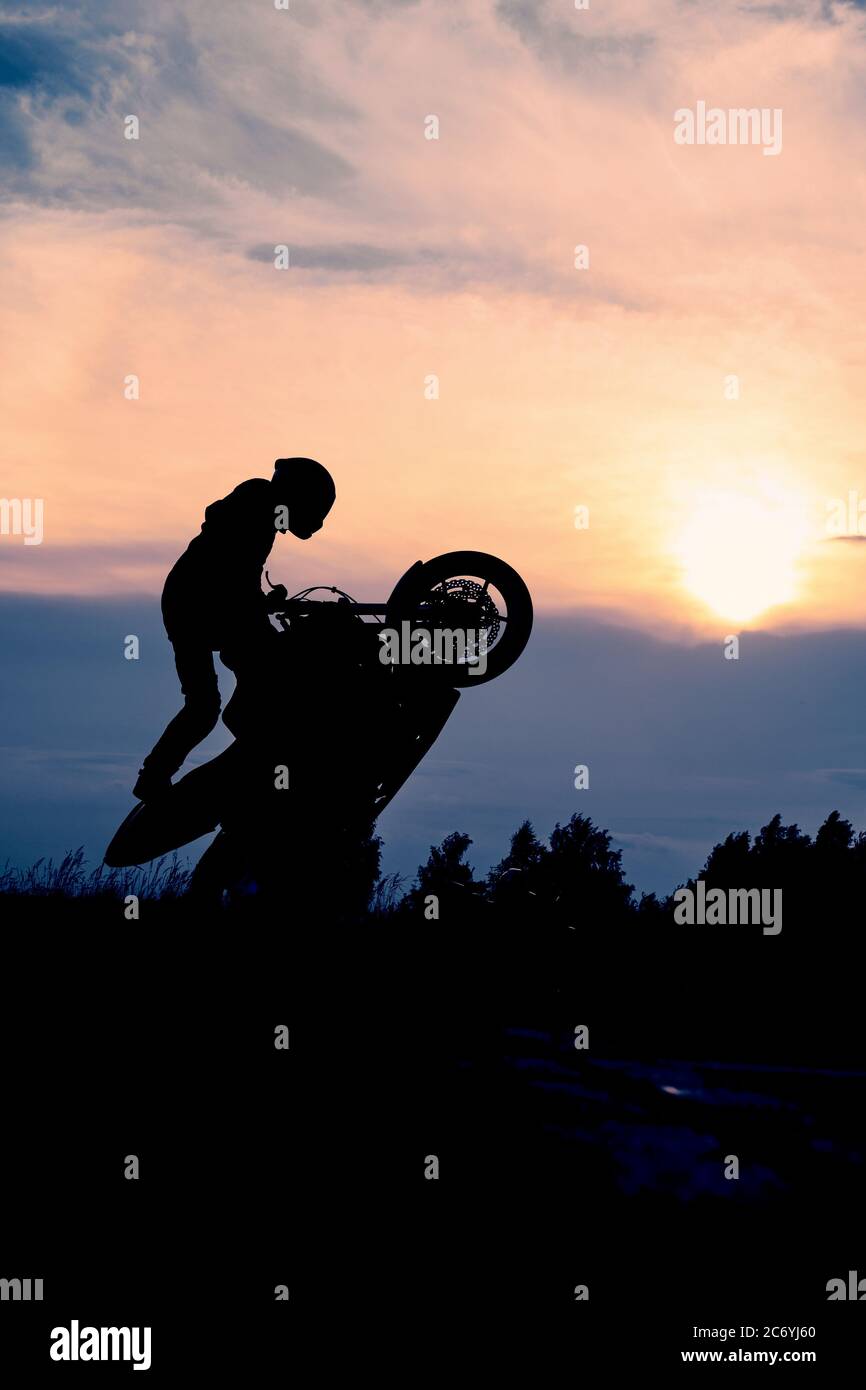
[0,847,192,901]
[367,870,407,918]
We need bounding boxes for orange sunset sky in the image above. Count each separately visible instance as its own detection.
[3,0,866,635]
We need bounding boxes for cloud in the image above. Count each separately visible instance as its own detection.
[0,5,127,176]
[812,767,866,790]
[0,0,356,215]
[351,0,423,9]
[5,0,866,300]
[495,0,654,72]
[0,541,184,595]
[745,2,838,21]
[241,236,641,298]
[0,22,94,100]
[246,241,418,272]
[0,96,32,168]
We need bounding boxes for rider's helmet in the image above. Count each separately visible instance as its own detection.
[272,457,336,539]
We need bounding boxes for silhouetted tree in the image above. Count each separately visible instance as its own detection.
[487,819,547,910]
[814,808,854,856]
[634,890,667,926]
[537,813,634,929]
[701,830,751,884]
[752,813,811,876]
[400,830,483,918]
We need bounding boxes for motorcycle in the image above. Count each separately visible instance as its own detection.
[105,551,533,906]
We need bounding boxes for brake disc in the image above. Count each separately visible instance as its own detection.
[424,577,501,647]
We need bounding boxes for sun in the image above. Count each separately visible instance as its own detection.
[674,486,810,624]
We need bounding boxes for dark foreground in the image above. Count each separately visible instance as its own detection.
[1,894,864,1375]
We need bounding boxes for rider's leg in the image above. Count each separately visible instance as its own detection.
[218,619,277,738]
[134,641,221,799]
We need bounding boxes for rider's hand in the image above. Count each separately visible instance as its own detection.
[264,585,288,613]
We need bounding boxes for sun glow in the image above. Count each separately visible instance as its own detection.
[674,486,811,624]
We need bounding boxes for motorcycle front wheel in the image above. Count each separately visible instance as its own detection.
[385,550,533,687]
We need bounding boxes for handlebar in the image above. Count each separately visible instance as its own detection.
[271,599,387,616]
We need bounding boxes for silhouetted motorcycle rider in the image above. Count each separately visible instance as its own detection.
[133,457,336,801]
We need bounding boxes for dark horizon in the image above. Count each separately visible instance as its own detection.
[4,590,866,897]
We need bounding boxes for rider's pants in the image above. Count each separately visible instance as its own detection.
[140,637,222,779]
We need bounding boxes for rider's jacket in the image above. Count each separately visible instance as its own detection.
[161,478,276,649]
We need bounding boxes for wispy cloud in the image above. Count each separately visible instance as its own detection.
[246,241,419,272]
[496,0,655,72]
[0,0,357,218]
[6,0,865,292]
